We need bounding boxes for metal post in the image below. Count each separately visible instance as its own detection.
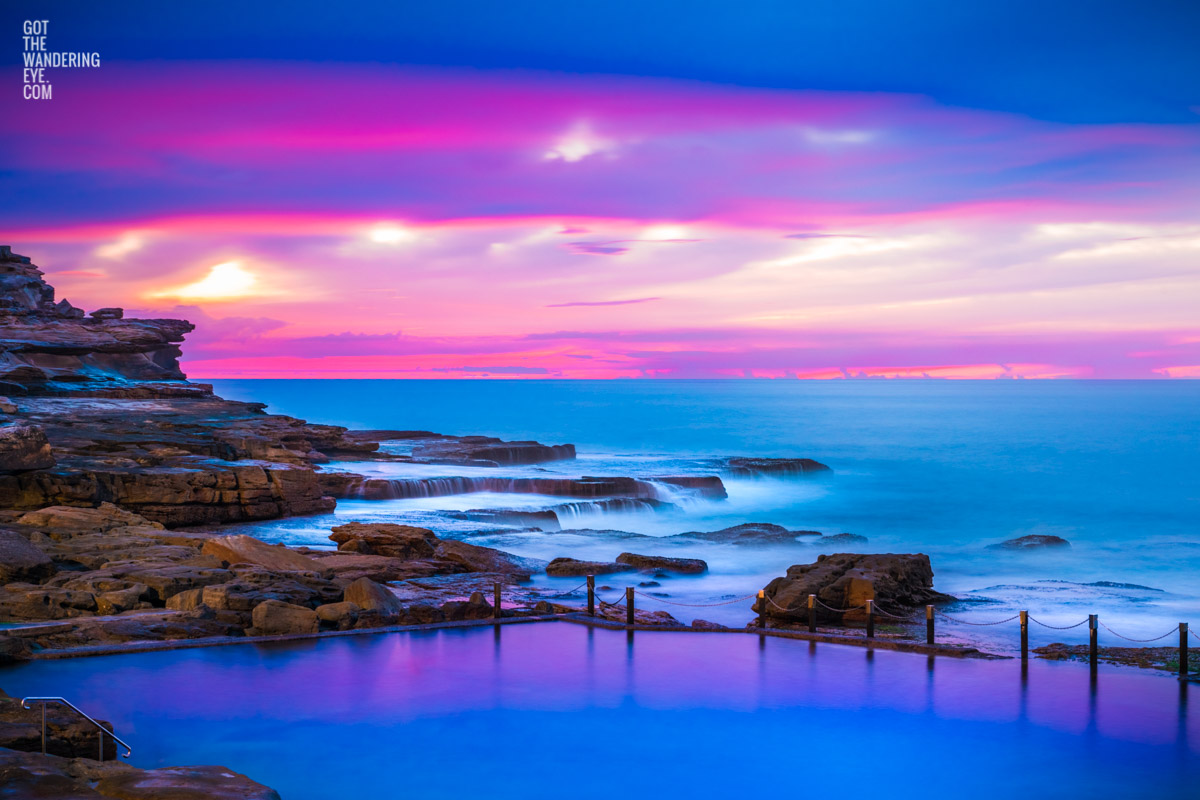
[807,594,816,633]
[866,599,875,639]
[1089,614,1098,668]
[99,730,104,762]
[1020,611,1029,660]
[587,575,595,617]
[625,587,635,627]
[757,590,766,629]
[1181,623,1189,678]
[41,702,46,755]
[493,582,502,619]
[926,605,935,645]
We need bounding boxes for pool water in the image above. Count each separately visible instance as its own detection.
[2,624,1196,799]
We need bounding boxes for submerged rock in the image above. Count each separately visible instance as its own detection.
[987,535,1071,550]
[757,553,953,624]
[615,553,708,574]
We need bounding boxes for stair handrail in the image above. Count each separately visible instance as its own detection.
[20,696,132,760]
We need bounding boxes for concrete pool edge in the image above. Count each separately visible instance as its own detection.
[14,608,996,662]
[18,608,1200,683]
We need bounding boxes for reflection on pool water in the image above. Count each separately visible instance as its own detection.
[2,623,1196,799]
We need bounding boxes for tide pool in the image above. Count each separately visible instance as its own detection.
[2,624,1196,799]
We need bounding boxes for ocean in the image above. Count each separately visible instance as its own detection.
[207,379,1200,652]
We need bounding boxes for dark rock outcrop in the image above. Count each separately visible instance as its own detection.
[0,528,55,582]
[546,557,633,577]
[0,746,281,799]
[670,522,822,544]
[0,424,55,471]
[343,431,575,466]
[328,522,540,578]
[817,533,868,545]
[721,457,832,477]
[329,522,438,559]
[615,553,708,574]
[987,534,1071,550]
[756,553,952,624]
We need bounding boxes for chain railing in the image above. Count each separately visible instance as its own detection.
[557,575,1196,676]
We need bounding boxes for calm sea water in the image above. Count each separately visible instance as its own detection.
[2,624,1196,799]
[208,379,1200,649]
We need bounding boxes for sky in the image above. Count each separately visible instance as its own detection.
[3,1,1199,379]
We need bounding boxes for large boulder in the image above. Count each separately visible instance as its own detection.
[341,577,405,618]
[200,566,341,613]
[546,557,634,577]
[200,535,326,573]
[0,529,55,583]
[987,534,1071,550]
[315,601,360,630]
[615,553,708,574]
[249,600,319,636]
[0,424,55,471]
[756,553,952,624]
[329,523,438,559]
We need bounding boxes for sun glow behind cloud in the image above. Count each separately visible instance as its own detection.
[149,261,258,301]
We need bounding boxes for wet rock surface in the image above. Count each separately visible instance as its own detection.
[757,553,953,624]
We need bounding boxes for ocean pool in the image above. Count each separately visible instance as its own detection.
[2,623,1196,799]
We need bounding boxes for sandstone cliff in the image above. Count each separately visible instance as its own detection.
[0,246,196,396]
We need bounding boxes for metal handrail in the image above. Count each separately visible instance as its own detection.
[21,696,132,760]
